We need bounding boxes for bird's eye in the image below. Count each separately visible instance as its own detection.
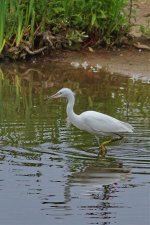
[59,92,62,94]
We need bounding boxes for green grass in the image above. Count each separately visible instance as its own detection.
[0,0,130,58]
[140,17,150,37]
[0,0,7,53]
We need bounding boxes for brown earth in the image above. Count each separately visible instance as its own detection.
[58,48,150,81]
[130,0,150,38]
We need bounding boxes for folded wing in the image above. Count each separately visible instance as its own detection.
[81,111,133,134]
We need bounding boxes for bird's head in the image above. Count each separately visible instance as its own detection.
[49,88,75,99]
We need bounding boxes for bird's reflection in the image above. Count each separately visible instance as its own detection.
[46,155,128,206]
[44,155,129,224]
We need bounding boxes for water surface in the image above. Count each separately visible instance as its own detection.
[0,60,150,225]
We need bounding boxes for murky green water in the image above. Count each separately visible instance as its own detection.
[0,59,150,225]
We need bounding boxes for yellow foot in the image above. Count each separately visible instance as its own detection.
[99,144,107,158]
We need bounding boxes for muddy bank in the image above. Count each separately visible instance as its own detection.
[1,46,149,83]
[56,48,150,81]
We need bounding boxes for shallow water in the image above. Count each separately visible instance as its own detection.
[0,59,150,225]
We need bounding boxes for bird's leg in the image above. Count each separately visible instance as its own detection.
[103,134,124,145]
[99,134,123,157]
[111,134,124,144]
[99,144,107,158]
[95,136,100,145]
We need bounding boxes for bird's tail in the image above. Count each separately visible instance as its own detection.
[121,121,134,132]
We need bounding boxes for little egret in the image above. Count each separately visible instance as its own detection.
[50,88,134,156]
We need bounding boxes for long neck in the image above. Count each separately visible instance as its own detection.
[66,94,76,120]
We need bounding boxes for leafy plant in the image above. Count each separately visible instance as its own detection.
[0,0,7,53]
[66,30,88,46]
[47,0,129,45]
[0,0,130,58]
[140,17,150,37]
[16,6,24,47]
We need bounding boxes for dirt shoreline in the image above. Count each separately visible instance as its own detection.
[50,48,150,81]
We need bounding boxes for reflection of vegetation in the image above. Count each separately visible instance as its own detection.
[0,72,31,119]
[0,66,48,146]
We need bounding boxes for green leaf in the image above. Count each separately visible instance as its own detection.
[91,13,96,26]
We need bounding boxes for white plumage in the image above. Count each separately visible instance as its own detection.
[77,111,133,135]
[50,88,134,155]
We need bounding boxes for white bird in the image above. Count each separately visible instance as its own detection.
[49,88,134,156]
